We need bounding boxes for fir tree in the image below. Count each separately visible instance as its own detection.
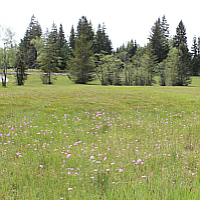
[67,35,95,84]
[149,17,168,63]
[173,20,187,48]
[69,25,75,50]
[76,16,94,42]
[191,36,200,76]
[94,23,112,55]
[37,30,59,84]
[57,24,69,70]
[19,14,42,69]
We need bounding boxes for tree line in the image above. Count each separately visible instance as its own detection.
[0,14,200,86]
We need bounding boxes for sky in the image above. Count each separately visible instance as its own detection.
[0,0,199,51]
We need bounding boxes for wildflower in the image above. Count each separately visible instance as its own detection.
[106,169,110,171]
[67,171,71,175]
[119,169,123,172]
[66,154,71,158]
[90,156,95,159]
[136,159,142,164]
[39,165,44,168]
[103,157,107,161]
[68,187,73,190]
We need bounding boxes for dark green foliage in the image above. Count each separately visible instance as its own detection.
[19,15,42,69]
[191,36,200,76]
[76,16,94,42]
[173,20,187,48]
[94,23,112,55]
[38,31,59,84]
[94,52,123,85]
[15,51,27,85]
[67,35,95,84]
[57,24,69,70]
[149,16,169,63]
[69,25,75,57]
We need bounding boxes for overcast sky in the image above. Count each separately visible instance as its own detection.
[0,0,199,50]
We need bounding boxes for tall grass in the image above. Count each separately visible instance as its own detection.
[0,75,200,199]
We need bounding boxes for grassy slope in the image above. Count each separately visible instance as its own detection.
[0,75,200,199]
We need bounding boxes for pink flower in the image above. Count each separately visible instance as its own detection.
[67,171,71,175]
[68,187,73,191]
[67,154,71,158]
[136,159,142,164]
[103,157,107,161]
[39,165,44,168]
[119,169,123,172]
[90,156,95,159]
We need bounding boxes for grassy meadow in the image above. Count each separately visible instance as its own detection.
[1,75,200,199]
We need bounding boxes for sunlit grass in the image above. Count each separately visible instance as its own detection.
[0,75,200,199]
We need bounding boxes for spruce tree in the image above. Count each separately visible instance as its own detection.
[149,17,168,63]
[173,20,187,48]
[57,24,69,70]
[76,16,94,42]
[69,25,75,50]
[94,23,112,55]
[173,20,191,83]
[67,35,95,84]
[191,36,200,76]
[37,30,59,84]
[19,15,42,69]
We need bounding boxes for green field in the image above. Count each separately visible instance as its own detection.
[1,75,200,199]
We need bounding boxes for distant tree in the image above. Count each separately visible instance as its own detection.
[37,31,59,84]
[76,16,94,42]
[161,15,170,40]
[94,52,123,85]
[141,44,158,85]
[191,36,200,75]
[159,46,191,86]
[173,20,187,48]
[69,25,75,55]
[149,17,169,63]
[94,23,112,55]
[57,24,69,70]
[20,14,42,69]
[67,35,95,84]
[15,50,27,85]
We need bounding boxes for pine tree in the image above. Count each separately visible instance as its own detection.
[57,24,69,70]
[94,23,112,55]
[173,20,191,82]
[67,35,95,84]
[69,25,75,50]
[191,36,200,76]
[19,14,42,69]
[191,36,198,57]
[173,20,187,48]
[37,30,59,84]
[76,16,94,42]
[149,17,168,63]
[15,51,27,85]
[161,15,170,40]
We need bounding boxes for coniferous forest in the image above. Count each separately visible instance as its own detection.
[1,14,200,86]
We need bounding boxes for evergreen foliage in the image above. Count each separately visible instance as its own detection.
[19,15,42,69]
[149,16,169,63]
[67,35,95,84]
[37,30,59,84]
[69,25,75,56]
[15,51,27,85]
[173,20,187,48]
[94,52,123,85]
[191,36,200,76]
[94,23,112,55]
[57,24,69,70]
